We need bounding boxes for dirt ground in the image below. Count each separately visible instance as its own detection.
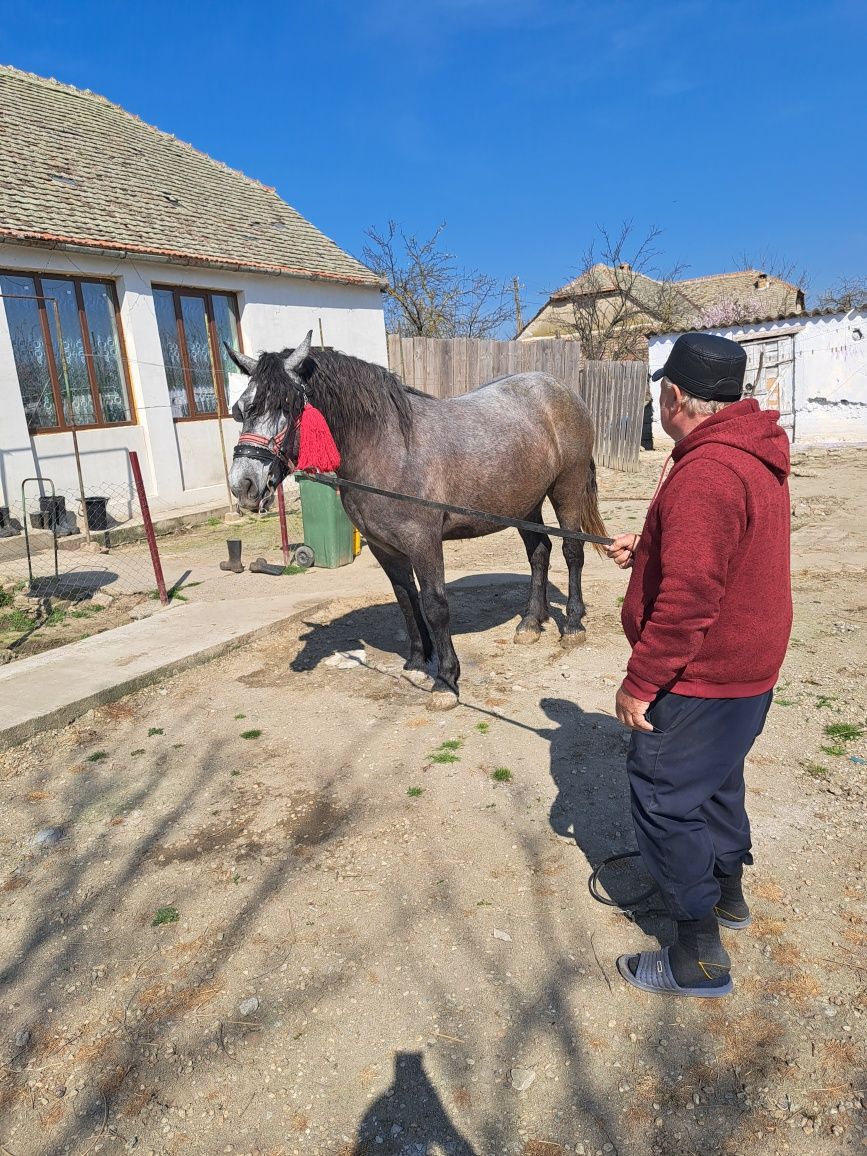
[0,447,865,1156]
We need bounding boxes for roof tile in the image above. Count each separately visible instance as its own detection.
[0,66,380,287]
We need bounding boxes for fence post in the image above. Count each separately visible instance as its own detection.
[276,483,290,566]
[129,450,168,606]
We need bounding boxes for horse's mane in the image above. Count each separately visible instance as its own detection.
[247,347,422,443]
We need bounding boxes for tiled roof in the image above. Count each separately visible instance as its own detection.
[675,269,801,314]
[647,302,867,338]
[0,66,381,287]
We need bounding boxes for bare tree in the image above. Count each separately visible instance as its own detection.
[816,276,867,311]
[362,220,512,338]
[556,222,690,360]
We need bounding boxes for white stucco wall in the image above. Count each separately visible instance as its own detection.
[0,242,387,513]
[647,310,867,445]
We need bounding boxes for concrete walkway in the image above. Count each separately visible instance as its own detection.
[0,551,391,750]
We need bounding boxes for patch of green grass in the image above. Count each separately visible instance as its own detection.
[824,722,863,742]
[774,696,796,706]
[0,609,34,632]
[803,761,828,779]
[147,727,164,737]
[283,565,307,576]
[172,743,184,749]
[230,769,241,777]
[70,604,106,619]
[0,587,13,609]
[815,695,837,709]
[475,722,490,735]
[492,767,513,783]
[240,729,262,740]
[429,751,459,764]
[440,739,463,751]
[151,905,179,926]
[149,588,187,603]
[86,750,108,762]
[234,713,246,720]
[476,899,492,907]
[821,744,846,757]
[616,595,625,606]
[232,873,241,885]
[207,516,221,527]
[407,786,424,797]
[131,748,146,757]
[44,607,66,627]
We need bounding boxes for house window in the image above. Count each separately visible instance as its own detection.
[0,271,133,432]
[153,286,242,419]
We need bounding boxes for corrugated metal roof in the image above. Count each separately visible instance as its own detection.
[0,66,381,287]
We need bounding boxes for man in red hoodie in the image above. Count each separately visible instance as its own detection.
[607,332,792,998]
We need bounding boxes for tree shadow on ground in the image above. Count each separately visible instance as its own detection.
[351,1051,478,1155]
[290,575,568,673]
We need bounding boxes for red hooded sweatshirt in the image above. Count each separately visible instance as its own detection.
[621,399,792,702]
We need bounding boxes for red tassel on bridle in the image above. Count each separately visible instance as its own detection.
[295,402,341,473]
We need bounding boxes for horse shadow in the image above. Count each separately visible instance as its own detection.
[290,573,568,673]
[538,696,671,941]
[352,1051,478,1155]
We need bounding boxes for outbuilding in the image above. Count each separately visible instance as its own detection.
[0,66,385,517]
[648,307,867,444]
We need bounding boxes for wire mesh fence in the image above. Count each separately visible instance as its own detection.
[0,463,302,663]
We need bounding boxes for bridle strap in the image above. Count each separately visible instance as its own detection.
[233,421,296,481]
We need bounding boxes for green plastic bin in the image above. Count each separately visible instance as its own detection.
[297,477,355,568]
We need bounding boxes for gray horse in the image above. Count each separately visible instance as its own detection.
[227,331,605,709]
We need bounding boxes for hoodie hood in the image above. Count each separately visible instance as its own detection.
[672,398,790,481]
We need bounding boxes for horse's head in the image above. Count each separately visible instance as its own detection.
[227,331,312,512]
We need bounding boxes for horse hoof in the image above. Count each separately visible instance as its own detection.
[428,690,459,712]
[514,626,542,645]
[560,630,587,649]
[402,667,436,690]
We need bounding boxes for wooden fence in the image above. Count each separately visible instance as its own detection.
[386,335,646,471]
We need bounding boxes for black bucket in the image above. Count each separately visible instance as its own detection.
[84,496,109,532]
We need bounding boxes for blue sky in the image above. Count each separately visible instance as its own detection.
[2,0,864,319]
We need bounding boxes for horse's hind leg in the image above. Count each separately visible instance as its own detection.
[515,505,551,644]
[548,476,588,648]
[368,543,433,677]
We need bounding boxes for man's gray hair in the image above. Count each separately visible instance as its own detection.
[662,377,733,418]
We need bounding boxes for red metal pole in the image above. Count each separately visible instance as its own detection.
[129,450,169,605]
[276,482,290,566]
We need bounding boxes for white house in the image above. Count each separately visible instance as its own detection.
[0,66,387,519]
[648,306,867,445]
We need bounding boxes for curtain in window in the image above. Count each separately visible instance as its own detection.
[0,274,57,428]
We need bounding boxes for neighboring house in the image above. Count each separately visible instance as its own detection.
[518,264,804,360]
[0,66,386,515]
[648,305,867,444]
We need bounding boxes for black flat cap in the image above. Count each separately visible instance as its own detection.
[651,332,747,401]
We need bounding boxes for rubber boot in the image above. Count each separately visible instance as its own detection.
[714,863,751,929]
[220,539,244,573]
[249,557,285,576]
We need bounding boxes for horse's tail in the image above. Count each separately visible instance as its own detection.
[580,457,608,555]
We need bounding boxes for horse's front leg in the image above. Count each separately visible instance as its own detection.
[367,542,433,678]
[413,546,460,711]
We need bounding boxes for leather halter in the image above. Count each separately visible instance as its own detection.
[233,422,297,485]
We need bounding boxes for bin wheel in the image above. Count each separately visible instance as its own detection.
[294,544,315,569]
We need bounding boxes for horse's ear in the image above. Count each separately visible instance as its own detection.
[284,331,313,374]
[225,344,257,376]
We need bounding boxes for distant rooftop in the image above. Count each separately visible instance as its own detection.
[0,65,381,287]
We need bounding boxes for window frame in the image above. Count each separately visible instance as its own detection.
[152,284,244,422]
[0,267,135,434]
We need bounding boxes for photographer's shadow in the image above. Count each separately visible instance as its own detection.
[353,1051,477,1155]
[540,696,671,941]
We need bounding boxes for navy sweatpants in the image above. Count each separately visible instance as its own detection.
[627,690,773,920]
